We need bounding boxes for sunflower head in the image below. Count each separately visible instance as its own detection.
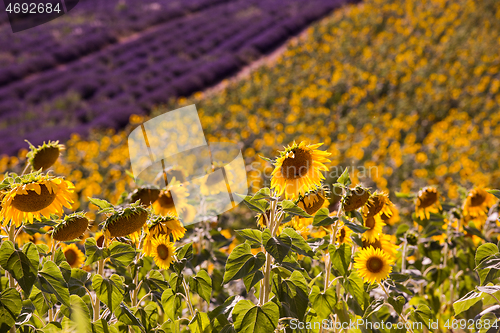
[95,231,105,247]
[353,246,394,283]
[362,234,399,260]
[362,214,385,243]
[271,142,331,199]
[337,225,353,244]
[148,214,186,241]
[415,187,441,220]
[380,204,400,225]
[342,186,370,212]
[52,212,89,241]
[152,186,189,217]
[103,205,149,238]
[130,187,161,207]
[0,172,74,226]
[26,140,65,172]
[297,188,328,216]
[62,243,85,268]
[151,234,176,269]
[463,188,497,218]
[364,192,393,218]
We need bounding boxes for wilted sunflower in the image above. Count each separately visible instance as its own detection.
[0,173,74,226]
[103,206,148,238]
[337,225,353,245]
[463,188,496,219]
[297,188,328,216]
[353,246,394,283]
[62,243,85,268]
[130,187,161,207]
[52,213,89,241]
[362,215,385,243]
[363,192,393,218]
[152,186,189,217]
[27,140,65,171]
[200,164,233,196]
[148,215,186,241]
[151,235,176,269]
[342,186,370,212]
[363,234,399,260]
[415,187,441,220]
[271,142,331,199]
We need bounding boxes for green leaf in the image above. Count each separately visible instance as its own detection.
[223,243,266,284]
[409,304,433,330]
[92,274,125,313]
[0,241,38,296]
[479,312,498,333]
[108,242,137,267]
[236,229,262,246]
[337,168,351,186]
[330,243,352,276]
[239,195,269,213]
[310,285,337,319]
[476,243,499,267]
[345,271,365,309]
[0,288,22,332]
[475,254,500,285]
[92,319,119,333]
[238,302,279,333]
[161,289,182,321]
[252,188,272,201]
[243,271,264,292]
[68,269,91,297]
[189,311,211,333]
[280,228,315,257]
[281,200,312,218]
[312,208,338,227]
[145,270,171,292]
[262,229,291,263]
[88,198,113,210]
[388,296,406,315]
[342,217,369,234]
[84,238,107,266]
[363,298,385,318]
[487,189,500,200]
[115,303,144,329]
[176,243,193,262]
[232,300,254,331]
[60,294,91,331]
[191,270,212,303]
[38,260,70,307]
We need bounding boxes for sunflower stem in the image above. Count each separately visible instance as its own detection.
[380,282,414,333]
[182,277,195,318]
[8,223,16,333]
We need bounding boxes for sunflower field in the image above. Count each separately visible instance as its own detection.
[1,0,500,332]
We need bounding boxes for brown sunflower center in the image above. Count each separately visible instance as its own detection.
[157,191,175,209]
[343,188,370,212]
[97,234,105,247]
[11,184,57,212]
[281,149,313,179]
[32,146,60,171]
[365,216,376,230]
[366,196,384,217]
[418,190,438,208]
[339,228,346,243]
[300,194,325,215]
[64,249,77,265]
[131,188,160,206]
[470,191,487,207]
[366,257,384,273]
[157,244,170,260]
[205,169,224,186]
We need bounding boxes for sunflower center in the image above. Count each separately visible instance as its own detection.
[11,184,57,212]
[131,188,160,206]
[157,191,176,209]
[418,190,438,208]
[366,257,384,273]
[365,216,376,229]
[339,228,346,242]
[97,234,105,247]
[470,191,487,207]
[65,249,77,265]
[366,196,384,217]
[205,169,224,186]
[281,149,313,179]
[33,146,60,171]
[157,244,170,260]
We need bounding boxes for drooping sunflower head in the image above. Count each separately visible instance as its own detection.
[271,142,331,199]
[200,163,233,196]
[103,205,149,238]
[463,188,497,219]
[0,172,74,226]
[257,209,271,229]
[26,140,65,172]
[130,187,161,207]
[363,192,393,218]
[297,188,328,216]
[151,234,176,270]
[362,214,385,243]
[337,225,353,245]
[62,243,85,268]
[148,214,186,241]
[52,212,89,241]
[415,187,441,220]
[353,246,394,283]
[152,186,189,217]
[342,186,370,212]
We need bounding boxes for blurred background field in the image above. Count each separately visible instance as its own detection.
[1,0,500,223]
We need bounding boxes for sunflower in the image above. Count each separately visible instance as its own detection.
[380,204,400,226]
[103,206,148,238]
[52,213,89,241]
[130,187,161,207]
[62,243,85,268]
[200,163,233,196]
[26,140,65,172]
[342,186,370,212]
[415,187,442,220]
[257,210,271,229]
[362,234,399,259]
[152,186,189,217]
[150,235,176,269]
[363,192,393,218]
[337,225,353,245]
[165,167,187,185]
[271,142,331,199]
[297,188,328,216]
[95,231,105,247]
[463,188,497,220]
[0,173,74,226]
[148,215,186,241]
[353,246,394,283]
[362,214,385,243]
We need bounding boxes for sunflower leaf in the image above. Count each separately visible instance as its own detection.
[190,270,212,303]
[236,229,262,246]
[487,189,500,200]
[0,240,38,297]
[262,229,292,263]
[37,260,71,307]
[84,238,109,266]
[342,217,369,234]
[329,243,352,276]
[238,302,279,333]
[88,197,114,213]
[280,228,315,258]
[313,208,338,227]
[108,242,136,267]
[337,168,351,186]
[223,243,266,284]
[92,274,125,313]
[310,285,337,320]
[281,200,312,218]
[0,288,22,332]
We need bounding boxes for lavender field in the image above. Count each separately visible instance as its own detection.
[0,0,357,155]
